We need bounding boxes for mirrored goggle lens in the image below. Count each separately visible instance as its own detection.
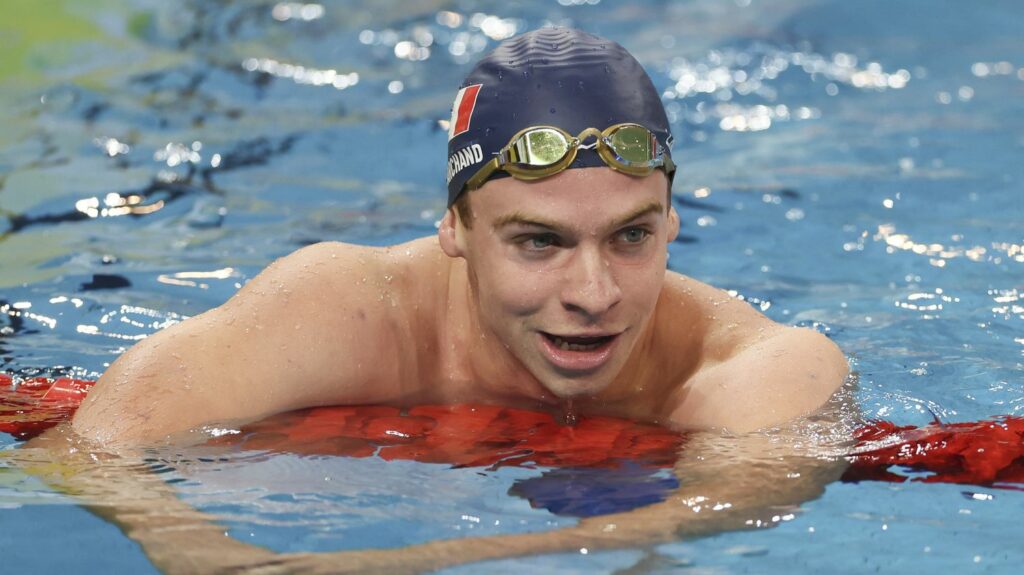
[606,125,657,166]
[510,128,571,167]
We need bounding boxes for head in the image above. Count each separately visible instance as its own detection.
[439,28,679,399]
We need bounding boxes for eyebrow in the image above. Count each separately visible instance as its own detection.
[493,201,665,232]
[612,201,666,227]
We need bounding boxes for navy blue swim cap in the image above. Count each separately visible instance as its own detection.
[445,27,674,207]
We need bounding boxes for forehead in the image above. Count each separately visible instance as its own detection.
[470,167,668,228]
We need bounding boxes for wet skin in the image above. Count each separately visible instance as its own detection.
[70,167,848,444]
[437,167,679,404]
[47,166,852,574]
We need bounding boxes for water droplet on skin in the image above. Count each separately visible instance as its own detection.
[561,399,578,427]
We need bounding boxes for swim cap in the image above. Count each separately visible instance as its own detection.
[445,27,674,206]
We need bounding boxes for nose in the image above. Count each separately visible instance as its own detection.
[560,245,622,318]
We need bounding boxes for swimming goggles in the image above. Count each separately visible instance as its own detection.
[463,123,675,191]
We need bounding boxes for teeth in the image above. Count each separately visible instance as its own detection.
[552,336,604,352]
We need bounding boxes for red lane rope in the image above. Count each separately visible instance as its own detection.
[3,374,1023,489]
[0,373,95,440]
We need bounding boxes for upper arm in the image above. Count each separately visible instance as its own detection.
[72,242,409,445]
[671,326,848,432]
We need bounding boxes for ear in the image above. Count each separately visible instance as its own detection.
[666,204,680,244]
[438,208,466,258]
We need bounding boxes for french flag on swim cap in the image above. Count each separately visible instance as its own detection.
[448,84,482,140]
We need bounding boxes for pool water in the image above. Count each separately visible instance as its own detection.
[2,0,1022,572]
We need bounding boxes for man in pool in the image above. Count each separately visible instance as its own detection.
[70,28,846,446]
[26,28,850,573]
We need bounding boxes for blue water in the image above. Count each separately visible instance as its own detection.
[2,0,1022,572]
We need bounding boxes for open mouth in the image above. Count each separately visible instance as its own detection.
[541,332,617,352]
[537,331,622,374]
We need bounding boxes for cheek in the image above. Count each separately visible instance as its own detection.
[472,237,570,312]
[474,260,556,317]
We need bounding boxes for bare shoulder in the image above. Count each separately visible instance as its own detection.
[234,237,446,320]
[657,272,774,359]
[72,238,447,444]
[222,238,446,377]
[661,272,848,433]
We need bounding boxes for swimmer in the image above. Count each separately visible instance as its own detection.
[27,28,851,572]
[71,28,846,444]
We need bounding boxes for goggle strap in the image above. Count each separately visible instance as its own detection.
[464,157,502,191]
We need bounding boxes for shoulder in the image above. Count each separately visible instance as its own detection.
[659,272,848,433]
[655,272,775,361]
[214,238,451,371]
[226,237,451,394]
[234,237,447,312]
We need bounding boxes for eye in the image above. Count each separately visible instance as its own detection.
[617,227,650,244]
[521,233,559,250]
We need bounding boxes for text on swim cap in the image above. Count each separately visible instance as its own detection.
[446,144,484,185]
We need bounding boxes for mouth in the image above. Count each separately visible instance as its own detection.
[538,331,622,373]
[542,332,617,351]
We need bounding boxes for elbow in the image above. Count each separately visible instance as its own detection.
[783,326,849,418]
[802,327,849,386]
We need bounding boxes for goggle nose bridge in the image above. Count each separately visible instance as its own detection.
[575,127,604,150]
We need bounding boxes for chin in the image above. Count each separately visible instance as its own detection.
[536,373,614,400]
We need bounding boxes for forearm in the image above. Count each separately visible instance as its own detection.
[20,426,276,574]
[20,400,854,575]
[252,432,849,574]
[390,394,857,570]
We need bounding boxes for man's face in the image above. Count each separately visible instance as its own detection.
[446,167,679,399]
